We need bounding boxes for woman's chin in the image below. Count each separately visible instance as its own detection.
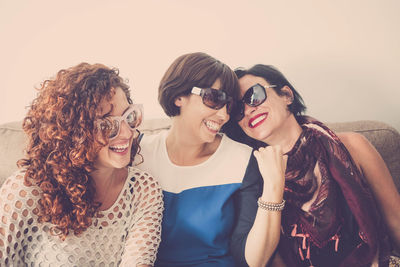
[111,160,130,169]
[108,150,131,168]
[246,129,270,143]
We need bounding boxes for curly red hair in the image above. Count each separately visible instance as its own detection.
[17,63,141,240]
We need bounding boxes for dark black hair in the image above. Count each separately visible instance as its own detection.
[234,64,306,116]
[223,64,307,148]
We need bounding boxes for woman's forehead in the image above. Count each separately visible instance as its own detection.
[239,75,267,93]
[98,87,128,116]
[210,78,221,89]
[240,75,268,85]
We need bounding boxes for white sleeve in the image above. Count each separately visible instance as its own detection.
[119,170,164,266]
[0,172,36,266]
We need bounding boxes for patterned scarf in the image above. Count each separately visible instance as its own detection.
[278,116,391,266]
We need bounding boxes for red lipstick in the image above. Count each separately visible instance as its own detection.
[248,113,268,128]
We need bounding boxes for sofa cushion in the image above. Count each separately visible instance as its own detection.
[1,119,399,192]
[0,121,26,184]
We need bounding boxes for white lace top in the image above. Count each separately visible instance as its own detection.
[0,167,163,266]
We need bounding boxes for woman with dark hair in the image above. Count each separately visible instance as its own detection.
[0,63,163,266]
[224,64,400,266]
[137,53,287,266]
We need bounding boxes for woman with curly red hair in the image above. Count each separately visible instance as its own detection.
[0,63,164,266]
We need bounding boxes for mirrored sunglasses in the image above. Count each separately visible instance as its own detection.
[232,83,276,121]
[97,104,143,140]
[191,87,234,113]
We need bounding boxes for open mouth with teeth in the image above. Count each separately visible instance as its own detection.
[204,120,221,133]
[248,113,268,128]
[109,142,130,154]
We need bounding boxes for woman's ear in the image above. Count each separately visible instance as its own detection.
[174,96,184,107]
[281,86,294,105]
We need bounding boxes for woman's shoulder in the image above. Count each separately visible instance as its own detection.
[337,132,370,148]
[299,118,342,149]
[0,169,41,217]
[336,132,381,167]
[124,167,163,218]
[1,169,40,195]
[137,131,167,164]
[221,133,253,155]
[126,167,162,193]
[302,120,370,154]
[140,130,166,149]
[127,166,157,181]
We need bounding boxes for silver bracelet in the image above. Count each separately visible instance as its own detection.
[257,198,285,211]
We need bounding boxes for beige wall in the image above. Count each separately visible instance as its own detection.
[1,0,399,131]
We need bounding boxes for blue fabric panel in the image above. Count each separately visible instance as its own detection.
[155,183,241,267]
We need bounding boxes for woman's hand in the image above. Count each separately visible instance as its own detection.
[253,145,287,197]
[242,145,288,267]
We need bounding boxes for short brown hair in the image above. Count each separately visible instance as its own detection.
[158,52,239,117]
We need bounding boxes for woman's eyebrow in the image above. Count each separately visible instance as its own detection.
[101,104,114,118]
[121,105,130,114]
[103,104,130,118]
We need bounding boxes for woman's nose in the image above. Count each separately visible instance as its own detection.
[216,104,229,120]
[244,104,257,117]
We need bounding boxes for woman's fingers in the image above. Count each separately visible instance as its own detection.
[254,146,284,166]
[254,145,286,197]
[253,145,286,181]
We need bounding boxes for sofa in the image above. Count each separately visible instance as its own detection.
[1,119,400,251]
[1,118,399,191]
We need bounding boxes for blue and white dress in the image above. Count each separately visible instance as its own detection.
[138,130,260,267]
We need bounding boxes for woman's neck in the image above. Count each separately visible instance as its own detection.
[91,167,118,188]
[91,167,127,210]
[166,121,221,166]
[263,115,303,154]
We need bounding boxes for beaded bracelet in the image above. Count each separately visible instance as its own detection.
[257,198,286,211]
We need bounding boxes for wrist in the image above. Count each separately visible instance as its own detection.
[259,194,283,204]
[257,198,286,211]
[262,187,284,201]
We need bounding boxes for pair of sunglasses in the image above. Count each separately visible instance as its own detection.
[191,87,234,113]
[232,83,276,121]
[97,104,143,140]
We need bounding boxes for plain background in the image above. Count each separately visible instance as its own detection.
[1,0,399,131]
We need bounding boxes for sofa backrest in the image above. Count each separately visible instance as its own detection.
[0,121,27,183]
[1,119,399,192]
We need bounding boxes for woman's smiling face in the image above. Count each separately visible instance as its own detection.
[237,74,293,143]
[95,87,137,170]
[176,79,230,144]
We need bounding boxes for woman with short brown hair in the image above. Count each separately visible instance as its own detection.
[138,52,286,266]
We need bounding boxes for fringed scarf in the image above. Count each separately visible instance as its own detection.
[278,116,391,266]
